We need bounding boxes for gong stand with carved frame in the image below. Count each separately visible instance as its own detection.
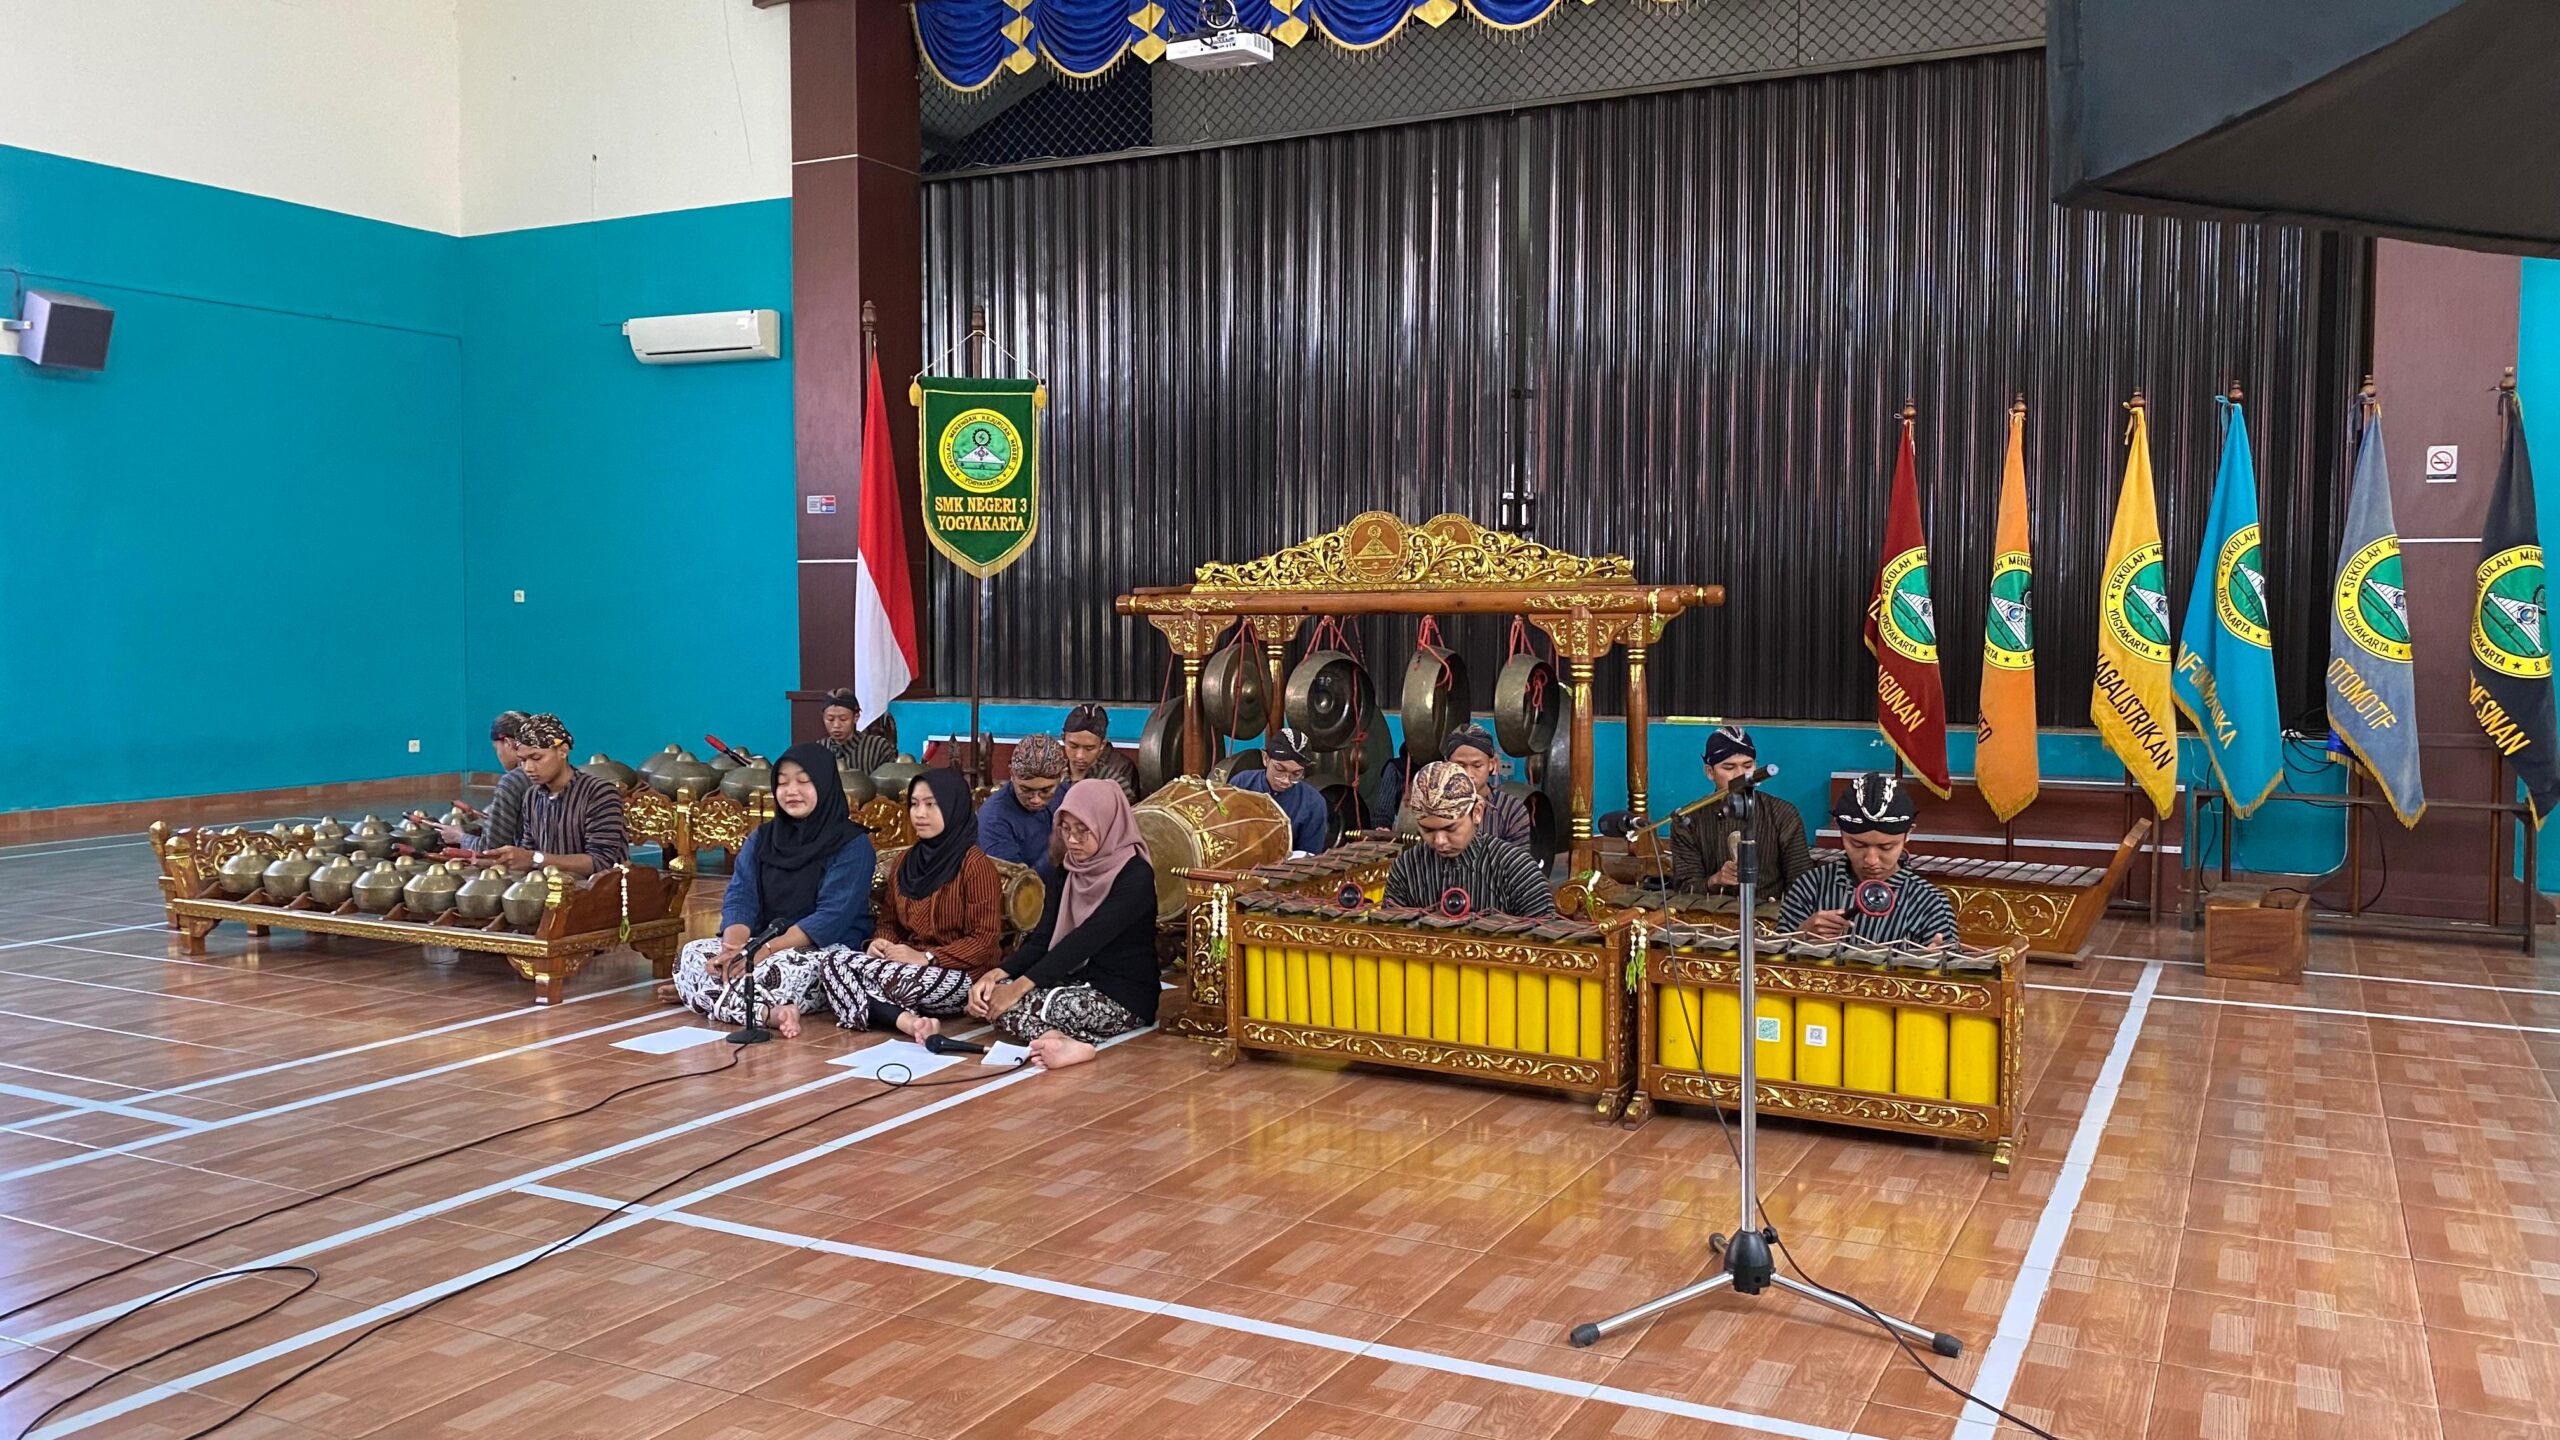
[1115,511,1723,876]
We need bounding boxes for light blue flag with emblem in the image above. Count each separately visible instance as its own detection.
[2174,396,2284,817]
[2327,404,2423,825]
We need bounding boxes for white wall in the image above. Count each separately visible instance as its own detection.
[457,0,790,236]
[0,0,462,232]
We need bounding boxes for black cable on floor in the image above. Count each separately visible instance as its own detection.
[0,1038,748,1415]
[33,1055,1030,1440]
[1659,928,2072,1440]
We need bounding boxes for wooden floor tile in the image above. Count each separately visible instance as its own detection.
[747,1314,1082,1435]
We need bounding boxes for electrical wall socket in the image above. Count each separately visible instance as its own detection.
[513,589,526,603]
[408,739,421,753]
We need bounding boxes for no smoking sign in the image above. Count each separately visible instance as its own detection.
[2425,444,2459,481]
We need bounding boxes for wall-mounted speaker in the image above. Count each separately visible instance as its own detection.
[19,290,114,371]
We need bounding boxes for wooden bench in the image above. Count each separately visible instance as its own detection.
[1906,819,2153,966]
[150,822,689,1004]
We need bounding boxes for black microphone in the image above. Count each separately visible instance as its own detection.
[923,1033,986,1055]
[1722,763,1781,794]
[1597,765,1783,839]
[1593,810,1644,840]
[741,917,791,963]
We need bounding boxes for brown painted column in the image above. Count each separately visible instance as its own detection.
[2351,239,2521,922]
[788,0,925,741]
[1624,644,1650,819]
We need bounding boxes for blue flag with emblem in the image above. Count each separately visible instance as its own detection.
[2326,399,2424,826]
[2174,394,2284,818]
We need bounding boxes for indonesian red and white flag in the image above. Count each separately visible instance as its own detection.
[854,351,920,721]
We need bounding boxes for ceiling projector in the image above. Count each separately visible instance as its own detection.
[1165,2,1273,70]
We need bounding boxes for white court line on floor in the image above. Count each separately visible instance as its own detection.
[0,924,164,954]
[0,1007,257,1053]
[7,981,655,1130]
[2030,981,2560,1035]
[506,1192,1879,1440]
[20,1027,1114,1439]
[2095,952,2560,999]
[0,818,325,861]
[0,1009,669,1184]
[10,1023,986,1347]
[0,1083,205,1132]
[1957,960,2161,1439]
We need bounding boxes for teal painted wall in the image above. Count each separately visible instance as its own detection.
[887,699,2350,878]
[0,145,467,811]
[0,146,794,812]
[456,201,797,773]
[2515,259,2560,889]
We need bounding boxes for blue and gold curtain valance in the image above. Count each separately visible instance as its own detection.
[915,0,1636,91]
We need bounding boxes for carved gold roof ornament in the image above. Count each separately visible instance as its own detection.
[1194,512,1635,592]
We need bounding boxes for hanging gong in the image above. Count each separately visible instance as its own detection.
[1198,643,1270,740]
[1284,649,1371,750]
[1494,653,1559,758]
[1502,779,1560,867]
[1351,693,1393,798]
[1208,748,1266,784]
[1539,689,1576,823]
[1398,643,1472,762]
[1136,694,1219,798]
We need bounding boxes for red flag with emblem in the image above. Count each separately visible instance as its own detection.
[1863,413,1953,797]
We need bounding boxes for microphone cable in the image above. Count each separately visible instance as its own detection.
[1638,829,2070,1440]
[27,1054,1032,1440]
[1,1039,751,1422]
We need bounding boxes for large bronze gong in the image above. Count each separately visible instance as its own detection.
[1494,653,1559,758]
[1399,642,1472,762]
[1284,650,1371,750]
[1199,642,1270,739]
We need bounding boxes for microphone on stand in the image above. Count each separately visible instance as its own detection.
[1596,766,1782,839]
[923,1033,987,1056]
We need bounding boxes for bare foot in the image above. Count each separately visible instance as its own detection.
[1026,1033,1097,1070]
[652,981,681,1006]
[768,1004,801,1039]
[895,1012,939,1043]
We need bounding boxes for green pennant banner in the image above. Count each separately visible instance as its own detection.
[910,375,1044,579]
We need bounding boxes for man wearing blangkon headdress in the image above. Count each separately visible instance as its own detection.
[1775,771,1956,945]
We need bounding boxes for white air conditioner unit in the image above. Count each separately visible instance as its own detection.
[622,309,783,365]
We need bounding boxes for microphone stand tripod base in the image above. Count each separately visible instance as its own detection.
[1567,809,1960,1362]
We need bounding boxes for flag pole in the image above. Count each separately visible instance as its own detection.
[968,301,991,794]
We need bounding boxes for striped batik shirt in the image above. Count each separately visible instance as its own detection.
[1382,835,1556,918]
[829,730,897,777]
[517,768,630,869]
[1481,787,1534,849]
[1084,748,1141,803]
[1775,856,1957,944]
[471,768,534,849]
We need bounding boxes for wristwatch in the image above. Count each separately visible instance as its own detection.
[923,950,938,966]
[532,851,547,868]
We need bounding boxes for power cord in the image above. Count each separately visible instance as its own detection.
[0,1041,750,1413]
[1639,825,2069,1440]
[26,1054,1030,1440]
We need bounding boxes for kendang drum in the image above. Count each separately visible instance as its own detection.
[1131,777,1290,922]
[875,844,1047,936]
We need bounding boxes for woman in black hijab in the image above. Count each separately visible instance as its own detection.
[818,766,1006,1039]
[665,742,878,1036]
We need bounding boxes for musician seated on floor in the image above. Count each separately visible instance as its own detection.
[1061,703,1141,802]
[1668,725,1816,896]
[1381,761,1557,919]
[665,744,877,1036]
[821,768,1004,1040]
[454,714,629,877]
[821,688,898,775]
[966,781,1158,1069]
[1775,771,1956,944]
[978,732,1065,876]
[423,709,529,851]
[1227,726,1331,856]
[1438,724,1532,849]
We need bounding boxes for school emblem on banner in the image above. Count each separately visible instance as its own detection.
[1877,548,1940,662]
[1985,551,2033,670]
[910,374,1046,579]
[2336,537,2412,661]
[2103,543,2172,662]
